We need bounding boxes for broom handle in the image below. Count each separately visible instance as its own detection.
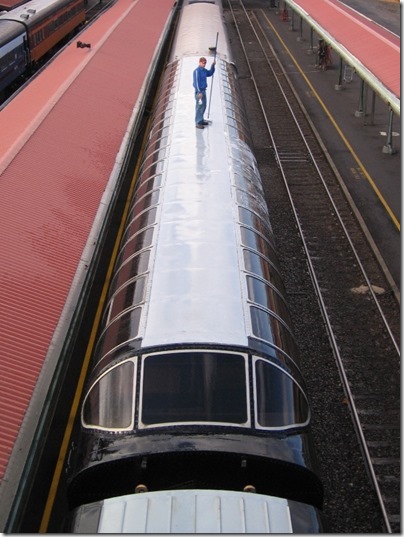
[207,32,219,119]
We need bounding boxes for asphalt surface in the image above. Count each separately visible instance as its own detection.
[261,0,401,290]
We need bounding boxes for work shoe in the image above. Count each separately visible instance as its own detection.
[201,121,209,125]
[196,124,204,129]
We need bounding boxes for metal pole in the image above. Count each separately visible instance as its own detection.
[207,32,219,119]
[363,83,368,125]
[335,57,343,90]
[297,16,303,41]
[382,108,395,154]
[370,90,376,126]
[309,27,314,53]
[355,79,365,117]
[289,9,294,31]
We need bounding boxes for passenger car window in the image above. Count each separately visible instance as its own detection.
[117,227,154,266]
[108,276,146,322]
[254,358,309,428]
[83,360,135,430]
[246,275,291,325]
[239,207,272,236]
[94,307,142,366]
[141,352,248,427]
[243,249,284,292]
[250,306,297,359]
[121,208,157,246]
[240,226,278,265]
[110,250,150,295]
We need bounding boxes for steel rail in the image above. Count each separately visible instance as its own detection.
[227,0,394,531]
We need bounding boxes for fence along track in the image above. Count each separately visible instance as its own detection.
[227,0,400,532]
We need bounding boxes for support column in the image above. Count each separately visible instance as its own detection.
[362,83,368,124]
[382,108,396,155]
[307,27,314,54]
[355,79,365,117]
[297,16,303,41]
[289,9,294,31]
[335,57,343,90]
[369,91,376,126]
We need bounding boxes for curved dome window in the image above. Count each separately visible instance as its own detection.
[253,358,309,429]
[93,307,142,365]
[110,249,150,296]
[246,276,291,327]
[243,249,284,294]
[140,352,249,428]
[108,275,146,323]
[250,305,297,359]
[240,226,278,265]
[82,360,136,430]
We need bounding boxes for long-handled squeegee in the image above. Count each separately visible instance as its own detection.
[207,32,219,119]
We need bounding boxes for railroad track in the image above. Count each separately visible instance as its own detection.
[225,0,400,532]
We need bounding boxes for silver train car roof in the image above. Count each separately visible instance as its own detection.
[140,59,251,347]
[139,3,251,349]
[72,489,295,533]
[169,0,233,64]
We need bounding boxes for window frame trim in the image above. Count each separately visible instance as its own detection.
[252,355,310,431]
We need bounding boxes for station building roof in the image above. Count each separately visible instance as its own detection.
[284,0,400,117]
[0,0,174,529]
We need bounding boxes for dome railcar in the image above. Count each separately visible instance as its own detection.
[67,0,324,532]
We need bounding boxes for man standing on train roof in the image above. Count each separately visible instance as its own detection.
[193,56,215,129]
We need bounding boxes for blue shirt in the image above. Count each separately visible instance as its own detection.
[193,64,215,92]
